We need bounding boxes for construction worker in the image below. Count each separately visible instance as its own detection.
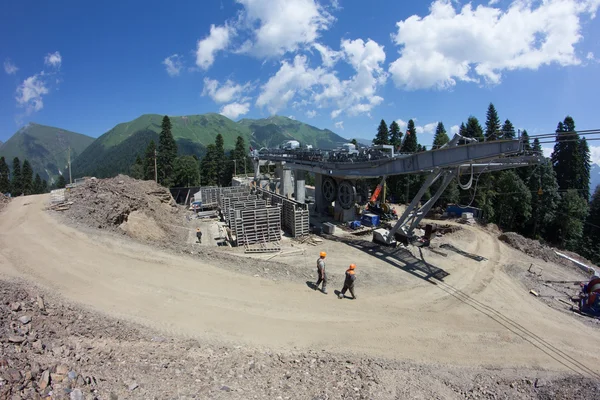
[315,251,327,294]
[338,264,357,300]
[196,228,202,244]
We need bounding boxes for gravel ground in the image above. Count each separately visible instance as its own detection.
[2,278,599,400]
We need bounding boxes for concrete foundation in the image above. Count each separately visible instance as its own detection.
[276,163,293,198]
[314,173,329,215]
[294,170,306,204]
[334,202,358,222]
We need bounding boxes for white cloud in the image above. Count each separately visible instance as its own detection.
[389,0,600,90]
[415,122,438,135]
[257,38,387,118]
[589,145,600,165]
[587,51,596,61]
[196,24,233,70]
[15,74,49,114]
[236,0,334,57]
[44,51,62,68]
[220,102,250,119]
[396,119,408,131]
[256,55,325,113]
[334,121,344,130]
[162,54,183,76]
[202,77,251,103]
[313,43,340,67]
[306,110,317,118]
[542,146,553,158]
[450,124,460,134]
[4,59,18,75]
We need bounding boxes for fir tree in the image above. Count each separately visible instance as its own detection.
[56,175,67,189]
[21,160,34,195]
[157,115,177,186]
[583,186,600,262]
[373,119,389,145]
[521,130,531,151]
[129,155,144,180]
[459,122,466,136]
[550,189,588,251]
[401,119,418,153]
[388,121,403,149]
[33,173,42,194]
[200,144,218,186]
[551,116,581,192]
[501,119,516,140]
[525,159,560,239]
[432,122,450,149]
[41,180,48,193]
[464,116,484,140]
[214,133,227,186]
[577,138,591,201]
[11,157,22,196]
[143,140,157,181]
[485,103,501,141]
[494,170,532,231]
[0,156,10,194]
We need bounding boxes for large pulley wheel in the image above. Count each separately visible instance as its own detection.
[322,177,337,202]
[337,180,357,210]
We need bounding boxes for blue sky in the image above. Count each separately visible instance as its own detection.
[2,0,600,160]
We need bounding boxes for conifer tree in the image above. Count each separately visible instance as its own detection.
[157,115,177,186]
[501,119,516,140]
[21,160,34,195]
[373,119,389,145]
[11,157,22,196]
[432,122,450,149]
[485,103,501,141]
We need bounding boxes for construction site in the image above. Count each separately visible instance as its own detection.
[2,133,600,399]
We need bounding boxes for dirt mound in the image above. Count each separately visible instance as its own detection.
[2,279,598,400]
[0,193,9,212]
[499,232,596,268]
[63,175,184,244]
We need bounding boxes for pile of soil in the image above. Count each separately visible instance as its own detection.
[0,193,9,212]
[499,232,596,268]
[2,279,598,400]
[63,175,185,244]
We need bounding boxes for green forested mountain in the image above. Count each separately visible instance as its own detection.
[238,115,347,149]
[72,113,348,178]
[0,123,94,183]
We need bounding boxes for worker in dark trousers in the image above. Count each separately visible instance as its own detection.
[196,228,203,244]
[338,264,357,300]
[315,251,327,294]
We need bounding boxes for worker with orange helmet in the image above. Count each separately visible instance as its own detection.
[315,251,328,294]
[196,228,202,244]
[338,264,357,300]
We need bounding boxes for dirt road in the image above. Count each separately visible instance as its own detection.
[1,194,599,377]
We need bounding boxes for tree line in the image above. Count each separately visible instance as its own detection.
[129,116,253,188]
[0,156,50,196]
[366,103,600,264]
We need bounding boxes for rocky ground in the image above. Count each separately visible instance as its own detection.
[2,278,599,400]
[0,193,9,212]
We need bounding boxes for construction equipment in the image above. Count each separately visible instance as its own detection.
[364,176,398,221]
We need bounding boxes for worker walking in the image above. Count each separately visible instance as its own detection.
[315,251,327,294]
[196,228,203,244]
[338,264,357,300]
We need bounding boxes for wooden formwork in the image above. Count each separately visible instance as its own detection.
[237,206,282,246]
[253,187,309,238]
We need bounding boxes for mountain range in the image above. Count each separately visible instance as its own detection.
[2,114,348,181]
[0,123,94,183]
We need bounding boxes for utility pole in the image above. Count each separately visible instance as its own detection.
[154,149,158,183]
[68,146,72,184]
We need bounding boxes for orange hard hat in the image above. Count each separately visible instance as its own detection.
[320,251,327,257]
[349,264,356,270]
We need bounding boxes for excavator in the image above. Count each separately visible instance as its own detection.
[363,176,398,221]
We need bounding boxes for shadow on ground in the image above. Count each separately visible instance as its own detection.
[323,234,450,284]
